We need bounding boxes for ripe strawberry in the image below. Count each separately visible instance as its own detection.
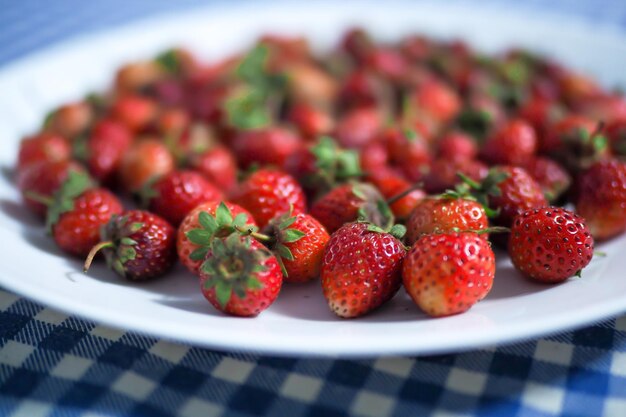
[188,145,238,193]
[360,141,389,173]
[177,201,257,274]
[310,182,392,234]
[606,118,626,156]
[403,232,495,317]
[156,107,190,137]
[509,207,594,283]
[365,47,409,82]
[199,233,282,317]
[517,97,564,141]
[231,126,302,169]
[522,157,571,203]
[44,101,93,139]
[575,159,626,241]
[83,118,133,184]
[339,69,392,110]
[480,118,537,166]
[405,197,489,245]
[287,103,335,140]
[423,158,488,194]
[46,172,123,257]
[333,107,382,149]
[17,132,71,173]
[366,169,425,220]
[383,127,431,182]
[83,210,176,281]
[232,169,306,229]
[437,131,477,161]
[321,222,406,318]
[145,170,223,226]
[407,79,461,125]
[118,139,175,193]
[111,94,158,133]
[17,160,88,217]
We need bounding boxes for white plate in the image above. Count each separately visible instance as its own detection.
[1,1,626,357]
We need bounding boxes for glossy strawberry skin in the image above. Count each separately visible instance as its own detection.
[53,189,124,257]
[177,201,257,274]
[148,170,224,226]
[100,210,176,281]
[489,166,548,227]
[268,213,330,283]
[232,127,302,169]
[575,159,626,241]
[232,169,306,229]
[17,133,71,173]
[481,119,537,166]
[321,222,406,318]
[309,183,379,234]
[437,131,477,161]
[188,146,238,193]
[405,198,489,245]
[367,169,425,220]
[199,236,282,317]
[509,207,593,283]
[111,94,158,133]
[403,233,495,317]
[86,119,133,184]
[522,157,571,203]
[118,139,175,193]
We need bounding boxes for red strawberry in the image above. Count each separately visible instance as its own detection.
[365,47,409,82]
[405,197,489,245]
[437,131,477,161]
[423,158,488,194]
[403,232,495,317]
[366,169,425,220]
[145,170,223,226]
[111,94,158,133]
[606,118,626,156]
[83,210,176,281]
[17,133,71,173]
[509,207,594,283]
[232,169,306,229]
[339,69,392,110]
[46,172,123,257]
[199,233,282,317]
[522,157,571,203]
[177,201,257,274]
[157,107,190,137]
[575,159,626,241]
[360,141,389,173]
[118,139,175,193]
[44,101,93,139]
[287,103,335,140]
[383,127,431,182]
[188,145,238,193]
[407,79,461,125]
[517,97,564,141]
[321,222,406,318]
[333,107,382,149]
[481,118,537,166]
[232,127,302,169]
[17,160,88,217]
[84,118,133,184]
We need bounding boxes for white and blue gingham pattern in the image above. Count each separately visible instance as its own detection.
[1,1,626,416]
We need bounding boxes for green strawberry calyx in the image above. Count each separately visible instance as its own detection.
[185,202,256,263]
[200,233,269,308]
[45,170,96,233]
[444,168,509,218]
[353,183,396,233]
[306,136,362,194]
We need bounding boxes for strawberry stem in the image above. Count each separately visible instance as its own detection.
[23,191,53,206]
[83,241,114,272]
[386,183,423,206]
[234,225,274,243]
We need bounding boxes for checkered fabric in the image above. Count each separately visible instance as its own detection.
[2,1,626,416]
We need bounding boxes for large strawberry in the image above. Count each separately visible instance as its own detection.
[231,169,306,229]
[199,233,282,317]
[83,210,176,281]
[177,201,257,274]
[575,159,626,241]
[403,232,495,317]
[145,170,223,226]
[321,222,406,318]
[509,207,594,283]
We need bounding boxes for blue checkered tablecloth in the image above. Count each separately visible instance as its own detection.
[2,1,626,416]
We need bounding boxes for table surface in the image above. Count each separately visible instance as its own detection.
[1,1,626,416]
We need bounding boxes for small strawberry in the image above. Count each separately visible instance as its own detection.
[437,130,477,161]
[423,157,488,194]
[232,126,302,169]
[403,232,496,317]
[46,171,124,257]
[405,196,489,245]
[509,207,594,283]
[366,169,425,220]
[110,94,158,133]
[382,127,431,182]
[17,132,71,174]
[321,222,406,318]
[232,169,306,229]
[339,69,392,110]
[522,156,571,203]
[333,107,382,149]
[606,118,626,156]
[44,101,93,140]
[144,170,223,226]
[177,201,257,274]
[83,210,176,281]
[199,233,282,317]
[407,79,461,125]
[480,118,537,166]
[83,118,133,184]
[286,103,335,139]
[575,159,626,241]
[118,139,175,193]
[188,145,238,193]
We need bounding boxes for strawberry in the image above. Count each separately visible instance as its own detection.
[156,107,190,137]
[17,132,71,173]
[333,107,382,149]
[423,157,488,194]
[437,130,477,161]
[407,79,461,125]
[365,47,409,82]
[606,118,626,156]
[110,94,158,133]
[480,118,537,166]
[575,159,626,241]
[366,169,425,220]
[522,156,571,203]
[383,127,431,182]
[17,160,88,217]
[287,103,335,140]
[403,232,495,317]
[145,170,223,226]
[360,141,389,173]
[310,182,391,234]
[177,201,257,274]
[231,126,302,169]
[339,69,392,110]
[509,207,594,283]
[321,222,406,318]
[46,171,123,257]
[83,118,133,184]
[44,101,93,140]
[455,93,505,140]
[118,139,175,193]
[188,145,238,193]
[83,210,176,281]
[199,233,282,317]
[232,169,306,229]
[405,196,489,245]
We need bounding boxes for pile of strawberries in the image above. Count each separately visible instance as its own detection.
[14,29,626,318]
